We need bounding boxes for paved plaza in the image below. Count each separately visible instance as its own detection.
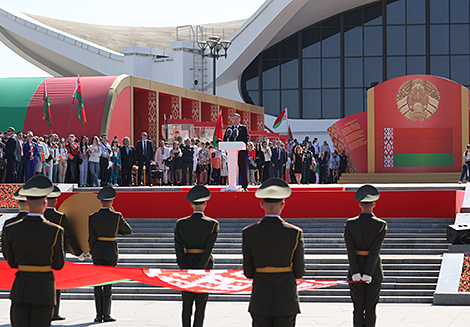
[0,299,468,326]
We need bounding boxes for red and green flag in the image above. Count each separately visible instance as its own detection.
[59,155,65,162]
[42,80,52,125]
[40,154,45,161]
[273,108,288,129]
[87,148,93,155]
[73,75,87,125]
[390,127,453,167]
[45,164,50,173]
[288,124,293,143]
[213,110,223,147]
[67,153,74,160]
[28,148,34,153]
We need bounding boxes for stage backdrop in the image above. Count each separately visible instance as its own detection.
[329,75,469,173]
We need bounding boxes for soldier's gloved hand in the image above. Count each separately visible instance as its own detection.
[362,274,372,284]
[77,253,87,261]
[352,273,362,281]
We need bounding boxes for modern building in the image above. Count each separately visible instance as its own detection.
[1,0,470,142]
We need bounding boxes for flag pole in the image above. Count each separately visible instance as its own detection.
[66,98,75,138]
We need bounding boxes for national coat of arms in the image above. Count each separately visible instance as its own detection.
[395,78,440,122]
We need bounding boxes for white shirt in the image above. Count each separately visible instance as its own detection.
[262,146,272,162]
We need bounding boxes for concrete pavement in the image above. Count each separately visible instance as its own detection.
[0,299,469,326]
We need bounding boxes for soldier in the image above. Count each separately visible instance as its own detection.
[88,185,132,322]
[344,185,387,327]
[242,178,305,327]
[44,185,90,321]
[2,175,65,327]
[174,185,219,327]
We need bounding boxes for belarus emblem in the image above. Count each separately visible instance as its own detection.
[395,78,440,122]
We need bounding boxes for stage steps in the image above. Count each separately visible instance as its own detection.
[338,172,461,184]
[0,218,452,303]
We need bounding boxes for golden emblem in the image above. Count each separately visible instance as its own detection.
[395,79,440,122]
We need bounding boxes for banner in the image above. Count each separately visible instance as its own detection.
[0,262,348,293]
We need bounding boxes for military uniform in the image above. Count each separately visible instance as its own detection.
[2,175,65,327]
[242,178,305,327]
[344,185,387,327]
[88,186,132,322]
[174,185,219,327]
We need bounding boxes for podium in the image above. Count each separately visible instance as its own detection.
[219,141,246,191]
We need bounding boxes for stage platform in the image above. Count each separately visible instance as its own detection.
[54,183,466,220]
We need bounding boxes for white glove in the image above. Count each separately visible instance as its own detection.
[352,273,362,281]
[77,253,87,261]
[362,274,372,284]
[85,252,92,259]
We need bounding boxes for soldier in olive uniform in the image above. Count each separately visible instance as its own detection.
[88,185,132,322]
[242,178,305,327]
[344,185,387,327]
[174,185,219,327]
[44,186,90,321]
[2,175,65,327]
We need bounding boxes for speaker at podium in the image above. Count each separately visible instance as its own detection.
[446,224,470,244]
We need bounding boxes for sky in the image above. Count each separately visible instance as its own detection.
[0,0,266,77]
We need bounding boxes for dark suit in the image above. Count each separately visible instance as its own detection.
[223,124,249,189]
[135,140,154,185]
[5,135,19,182]
[23,142,38,182]
[271,147,287,179]
[344,213,387,327]
[88,208,132,320]
[174,212,219,327]
[120,145,135,186]
[2,215,65,327]
[242,216,305,327]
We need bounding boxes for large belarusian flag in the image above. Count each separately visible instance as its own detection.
[389,127,453,167]
[213,110,223,147]
[42,80,52,125]
[273,108,288,129]
[74,75,87,125]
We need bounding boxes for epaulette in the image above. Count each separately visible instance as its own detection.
[243,221,259,230]
[4,219,24,229]
[284,222,302,231]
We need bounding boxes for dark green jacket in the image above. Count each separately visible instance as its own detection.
[44,208,82,256]
[174,212,219,269]
[88,208,132,266]
[344,213,387,280]
[242,216,305,316]
[2,215,65,305]
[1,211,28,251]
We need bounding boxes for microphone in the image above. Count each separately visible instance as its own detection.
[232,127,239,140]
[225,127,233,140]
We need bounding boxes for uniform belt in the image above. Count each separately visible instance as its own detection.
[185,249,204,254]
[355,250,370,256]
[255,266,293,273]
[18,265,52,272]
[97,237,117,241]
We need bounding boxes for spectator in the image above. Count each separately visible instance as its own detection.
[181,139,194,186]
[66,134,79,183]
[292,146,303,184]
[318,152,328,184]
[339,150,347,178]
[321,140,330,158]
[261,140,271,182]
[109,138,121,186]
[78,135,90,187]
[0,132,6,182]
[4,127,20,182]
[88,136,101,187]
[120,137,135,187]
[329,151,340,183]
[170,141,182,186]
[23,132,38,181]
[247,142,258,185]
[135,132,153,186]
[43,135,54,180]
[99,133,112,186]
[155,140,170,185]
[198,142,210,185]
[210,152,221,185]
[255,143,264,185]
[57,138,68,183]
[301,145,313,184]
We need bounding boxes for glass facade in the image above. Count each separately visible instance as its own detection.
[240,0,470,119]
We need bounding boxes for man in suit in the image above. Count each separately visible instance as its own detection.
[88,186,132,322]
[44,186,89,321]
[99,133,112,186]
[271,140,287,179]
[181,139,195,186]
[344,185,387,327]
[174,185,219,327]
[2,175,65,327]
[120,137,135,186]
[242,178,305,327]
[4,127,19,183]
[135,132,154,186]
[223,113,249,190]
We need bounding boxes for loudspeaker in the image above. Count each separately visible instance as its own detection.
[447,224,470,244]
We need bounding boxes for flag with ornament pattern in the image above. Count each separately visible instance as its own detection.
[43,80,52,125]
[73,75,87,125]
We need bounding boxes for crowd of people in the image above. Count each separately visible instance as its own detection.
[0,127,348,186]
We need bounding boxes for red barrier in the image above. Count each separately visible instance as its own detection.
[57,189,460,219]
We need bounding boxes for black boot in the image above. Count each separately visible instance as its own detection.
[94,295,103,323]
[52,290,66,320]
[102,296,116,322]
[193,321,204,327]
[182,319,191,327]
